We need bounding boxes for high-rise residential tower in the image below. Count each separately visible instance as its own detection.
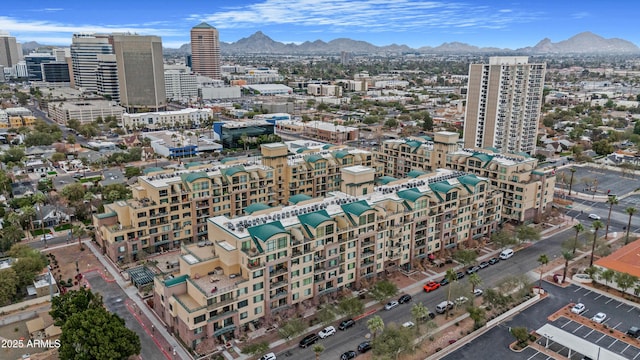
[464,56,546,155]
[0,33,21,67]
[190,22,221,79]
[111,34,166,112]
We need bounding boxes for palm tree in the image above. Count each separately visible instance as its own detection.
[568,167,576,195]
[312,344,324,360]
[561,251,574,283]
[468,273,482,293]
[590,220,604,267]
[367,315,384,341]
[20,205,36,241]
[537,254,549,289]
[625,207,637,245]
[444,269,458,319]
[605,195,618,239]
[72,224,87,250]
[410,302,431,332]
[572,223,584,255]
[33,192,47,247]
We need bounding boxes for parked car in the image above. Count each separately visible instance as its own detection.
[488,257,500,265]
[436,301,454,314]
[41,234,54,241]
[472,288,484,297]
[318,326,336,339]
[423,281,441,292]
[455,296,469,306]
[439,278,450,286]
[626,326,640,338]
[456,271,465,279]
[340,350,357,360]
[299,333,320,348]
[420,311,436,321]
[339,319,355,330]
[357,341,372,353]
[385,301,399,310]
[259,353,276,360]
[398,294,412,304]
[591,312,606,323]
[499,249,514,260]
[478,261,490,269]
[571,303,586,315]
[466,266,480,274]
[402,321,415,328]
[588,213,601,220]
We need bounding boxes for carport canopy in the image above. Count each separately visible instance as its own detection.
[536,324,628,360]
[127,266,155,288]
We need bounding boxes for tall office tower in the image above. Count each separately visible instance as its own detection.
[70,34,114,92]
[95,54,119,102]
[464,56,546,155]
[24,52,56,81]
[0,34,20,67]
[111,34,166,112]
[190,22,221,79]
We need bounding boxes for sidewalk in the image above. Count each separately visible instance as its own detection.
[84,240,192,360]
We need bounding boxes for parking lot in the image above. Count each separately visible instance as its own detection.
[557,165,639,197]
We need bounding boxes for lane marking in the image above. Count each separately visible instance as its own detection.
[572,324,583,334]
[606,298,614,304]
[595,294,603,300]
[595,334,607,343]
[612,322,622,330]
[608,339,618,349]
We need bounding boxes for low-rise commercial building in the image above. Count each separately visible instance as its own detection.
[121,108,213,131]
[47,100,125,125]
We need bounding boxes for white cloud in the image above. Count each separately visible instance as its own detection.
[571,12,590,20]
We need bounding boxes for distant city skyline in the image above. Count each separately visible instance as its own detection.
[1,0,638,50]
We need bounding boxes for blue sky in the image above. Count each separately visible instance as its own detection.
[1,0,638,49]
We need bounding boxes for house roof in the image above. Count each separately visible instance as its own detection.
[458,174,483,187]
[164,274,189,287]
[289,194,312,204]
[193,22,215,29]
[376,176,397,185]
[595,240,640,278]
[181,172,208,183]
[341,200,372,217]
[221,165,245,177]
[406,170,427,178]
[429,181,456,194]
[397,188,424,202]
[245,203,271,214]
[305,154,324,163]
[247,221,287,242]
[298,209,332,228]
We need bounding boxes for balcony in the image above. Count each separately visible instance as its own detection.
[270,278,288,289]
[208,310,237,323]
[270,289,288,300]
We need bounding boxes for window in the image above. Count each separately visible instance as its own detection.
[194,314,205,324]
[254,306,262,315]
[238,300,248,308]
[303,278,312,286]
[195,326,203,334]
[253,282,263,291]
[253,294,263,303]
[240,312,248,320]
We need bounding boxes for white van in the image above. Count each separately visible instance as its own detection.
[435,301,454,314]
[499,249,514,260]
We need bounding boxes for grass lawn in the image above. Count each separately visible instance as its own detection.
[47,171,57,175]
[54,223,72,232]
[31,228,51,236]
[79,176,101,183]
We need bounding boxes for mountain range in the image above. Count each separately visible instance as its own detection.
[165,31,639,56]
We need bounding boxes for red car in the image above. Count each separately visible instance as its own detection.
[423,281,441,292]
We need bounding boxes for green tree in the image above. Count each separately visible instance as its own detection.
[50,287,104,326]
[592,139,614,156]
[312,344,324,360]
[67,118,81,131]
[278,318,306,340]
[467,305,486,329]
[452,249,477,267]
[367,315,384,340]
[516,225,541,244]
[124,166,142,178]
[32,192,47,246]
[67,134,76,145]
[468,273,482,292]
[605,195,618,239]
[371,325,414,360]
[410,302,431,332]
[370,280,398,302]
[1,147,25,164]
[241,341,269,356]
[571,223,584,255]
[600,269,615,289]
[51,152,66,162]
[20,205,36,241]
[316,305,337,327]
[537,254,549,289]
[584,266,601,282]
[625,207,637,245]
[0,225,24,251]
[384,118,399,128]
[615,272,638,296]
[444,269,458,319]
[561,251,574,283]
[102,183,131,203]
[510,327,530,347]
[61,183,86,203]
[0,267,18,306]
[59,307,140,360]
[568,167,576,195]
[590,220,604,267]
[337,296,364,318]
[490,229,516,249]
[72,224,87,250]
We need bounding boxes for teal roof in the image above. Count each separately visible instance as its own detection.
[471,152,494,166]
[95,211,116,219]
[247,221,287,242]
[429,181,456,194]
[406,140,422,148]
[516,152,531,158]
[305,154,324,163]
[245,203,271,214]
[406,170,427,178]
[193,22,215,29]
[165,274,189,287]
[376,176,397,185]
[334,150,349,159]
[143,167,163,174]
[458,174,483,187]
[322,144,333,150]
[341,200,372,217]
[397,188,424,202]
[181,172,208,183]
[289,194,312,204]
[296,147,308,153]
[222,165,246,177]
[484,147,500,153]
[420,135,432,141]
[298,210,332,228]
[532,170,544,176]
[185,162,203,169]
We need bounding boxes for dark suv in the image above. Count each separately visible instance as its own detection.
[358,341,372,353]
[398,294,412,304]
[299,333,319,348]
[339,319,355,330]
[627,326,640,338]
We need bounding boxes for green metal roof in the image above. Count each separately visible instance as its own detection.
[296,147,308,154]
[247,221,287,242]
[193,22,215,29]
[305,154,324,163]
[429,181,456,194]
[420,135,432,141]
[181,172,208,183]
[471,152,494,163]
[245,203,271,214]
[322,144,333,150]
[532,170,544,176]
[376,176,397,185]
[406,170,427,178]
[143,167,163,174]
[95,211,116,219]
[405,140,422,148]
[458,174,483,187]
[397,188,424,202]
[298,209,332,228]
[222,165,246,177]
[185,162,203,169]
[341,200,372,217]
[484,147,500,153]
[516,152,531,158]
[334,150,349,159]
[289,194,312,204]
[164,274,189,287]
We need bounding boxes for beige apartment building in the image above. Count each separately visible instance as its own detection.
[152,168,501,349]
[377,131,555,223]
[93,144,382,263]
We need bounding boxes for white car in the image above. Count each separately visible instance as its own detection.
[402,321,415,328]
[259,353,276,360]
[472,288,484,297]
[571,303,586,314]
[384,301,399,310]
[41,234,54,241]
[591,312,606,323]
[455,296,469,306]
[318,326,336,339]
[588,214,601,220]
